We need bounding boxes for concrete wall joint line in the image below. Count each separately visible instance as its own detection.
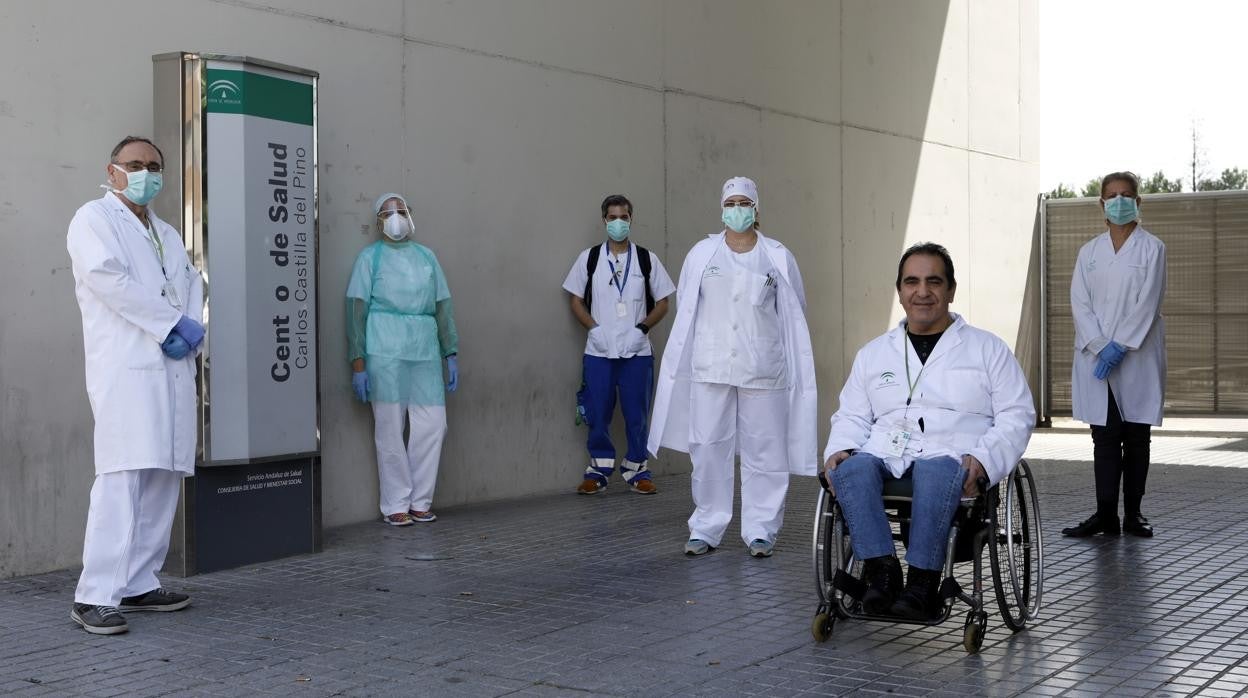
[211,0,844,128]
[841,123,1028,163]
[967,0,974,317]
[211,0,661,91]
[660,8,670,278]
[209,0,394,36]
[658,87,836,127]
[839,0,847,377]
[1017,0,1024,160]
[400,1,408,196]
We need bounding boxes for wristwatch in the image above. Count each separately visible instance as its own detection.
[636,322,650,335]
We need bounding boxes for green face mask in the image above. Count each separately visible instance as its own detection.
[722,205,755,233]
[1103,195,1138,225]
[109,164,163,206]
[606,219,630,242]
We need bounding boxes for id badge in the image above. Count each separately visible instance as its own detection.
[616,300,628,318]
[162,280,183,309]
[884,419,918,458]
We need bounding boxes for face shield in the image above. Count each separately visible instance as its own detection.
[374,193,413,240]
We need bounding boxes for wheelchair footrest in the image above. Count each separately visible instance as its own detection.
[939,577,963,600]
[833,569,866,600]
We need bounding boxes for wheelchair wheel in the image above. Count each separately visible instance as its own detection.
[962,611,987,654]
[810,611,834,642]
[813,490,858,618]
[813,489,861,619]
[812,489,835,605]
[988,460,1044,631]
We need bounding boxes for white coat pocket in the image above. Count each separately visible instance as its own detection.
[749,272,777,307]
[623,327,649,357]
[587,326,611,355]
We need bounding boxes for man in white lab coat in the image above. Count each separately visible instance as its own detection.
[66,137,203,635]
[1062,171,1166,539]
[563,194,675,495]
[648,177,818,559]
[822,243,1034,620]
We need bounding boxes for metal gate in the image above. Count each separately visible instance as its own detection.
[1041,190,1248,418]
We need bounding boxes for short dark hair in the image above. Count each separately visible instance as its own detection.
[896,242,956,290]
[1100,171,1139,198]
[110,136,164,166]
[601,194,633,218]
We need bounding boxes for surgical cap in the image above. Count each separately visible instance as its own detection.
[721,177,759,210]
[373,192,409,216]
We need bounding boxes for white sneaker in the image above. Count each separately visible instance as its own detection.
[684,539,712,556]
[748,539,774,557]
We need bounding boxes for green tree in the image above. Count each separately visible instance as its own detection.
[1140,171,1183,194]
[1080,178,1102,198]
[1197,167,1248,191]
[1048,183,1078,198]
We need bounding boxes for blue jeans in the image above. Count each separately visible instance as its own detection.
[583,354,654,481]
[830,453,967,571]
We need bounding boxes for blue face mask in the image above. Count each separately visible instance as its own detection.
[110,164,163,206]
[1103,195,1138,225]
[605,219,630,242]
[722,205,755,233]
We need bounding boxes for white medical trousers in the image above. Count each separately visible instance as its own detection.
[75,468,183,607]
[687,382,790,547]
[373,402,447,516]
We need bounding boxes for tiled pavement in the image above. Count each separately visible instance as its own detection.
[2,429,1247,697]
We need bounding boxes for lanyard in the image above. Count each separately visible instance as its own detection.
[605,243,632,297]
[903,337,925,407]
[144,221,167,276]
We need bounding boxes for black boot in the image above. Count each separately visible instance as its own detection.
[861,555,902,615]
[891,566,943,620]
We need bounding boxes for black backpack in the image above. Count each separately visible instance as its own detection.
[583,244,655,315]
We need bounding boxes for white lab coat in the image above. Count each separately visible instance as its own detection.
[822,314,1034,486]
[648,231,818,475]
[1070,228,1166,426]
[67,193,204,475]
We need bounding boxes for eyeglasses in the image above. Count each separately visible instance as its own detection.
[114,160,163,173]
[723,201,755,208]
[378,209,410,219]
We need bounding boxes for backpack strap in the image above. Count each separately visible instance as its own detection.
[583,244,602,313]
[635,245,655,315]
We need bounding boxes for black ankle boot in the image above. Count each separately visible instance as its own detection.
[861,555,902,615]
[890,566,943,620]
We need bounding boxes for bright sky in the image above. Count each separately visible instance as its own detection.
[1040,0,1248,192]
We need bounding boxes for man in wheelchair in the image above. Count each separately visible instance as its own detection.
[821,243,1035,620]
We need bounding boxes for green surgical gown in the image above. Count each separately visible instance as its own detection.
[346,240,458,405]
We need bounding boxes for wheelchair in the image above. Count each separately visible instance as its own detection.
[810,459,1044,653]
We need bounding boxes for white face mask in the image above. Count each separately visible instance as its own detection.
[382,213,411,241]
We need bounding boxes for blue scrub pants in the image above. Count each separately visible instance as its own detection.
[582,354,654,483]
[831,454,967,571]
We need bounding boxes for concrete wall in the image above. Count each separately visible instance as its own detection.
[0,0,1038,578]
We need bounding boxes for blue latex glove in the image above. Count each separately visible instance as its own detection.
[1100,341,1127,367]
[174,315,205,350]
[1093,356,1112,380]
[446,355,459,393]
[162,332,191,360]
[352,370,369,402]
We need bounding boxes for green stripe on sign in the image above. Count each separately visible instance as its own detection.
[205,69,313,125]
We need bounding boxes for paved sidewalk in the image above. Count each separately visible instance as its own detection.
[2,431,1247,697]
